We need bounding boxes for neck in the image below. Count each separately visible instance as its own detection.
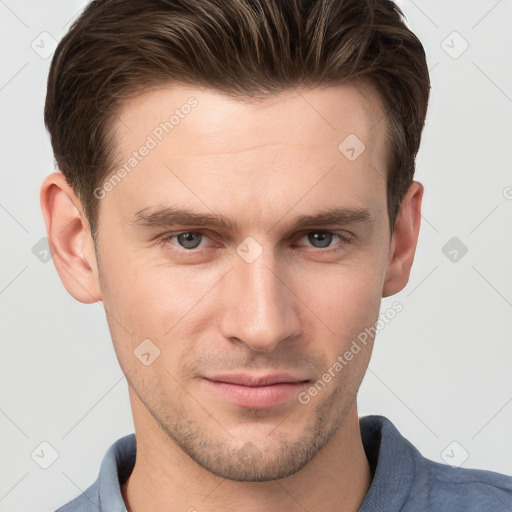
[122,400,372,512]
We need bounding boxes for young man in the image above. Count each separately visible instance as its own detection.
[41,0,512,510]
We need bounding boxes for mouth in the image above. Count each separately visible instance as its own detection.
[202,373,310,409]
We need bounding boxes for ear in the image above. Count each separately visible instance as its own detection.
[40,172,102,303]
[382,181,423,298]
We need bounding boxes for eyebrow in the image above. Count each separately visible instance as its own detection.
[129,204,373,233]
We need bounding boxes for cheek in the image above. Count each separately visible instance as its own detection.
[300,259,384,339]
[99,250,222,371]
[99,243,187,331]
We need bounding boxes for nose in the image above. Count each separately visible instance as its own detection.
[218,247,302,352]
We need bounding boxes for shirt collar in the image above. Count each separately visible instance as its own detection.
[98,433,136,512]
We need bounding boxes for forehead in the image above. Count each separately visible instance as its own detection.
[114,81,387,153]
[103,82,389,232]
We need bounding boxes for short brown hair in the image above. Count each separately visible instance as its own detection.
[44,0,430,242]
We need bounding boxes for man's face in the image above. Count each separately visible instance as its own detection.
[96,83,392,480]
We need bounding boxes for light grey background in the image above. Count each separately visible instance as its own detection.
[1,1,511,511]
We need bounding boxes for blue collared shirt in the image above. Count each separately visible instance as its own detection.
[55,415,512,511]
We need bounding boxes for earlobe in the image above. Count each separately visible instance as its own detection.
[40,172,102,304]
[382,181,423,298]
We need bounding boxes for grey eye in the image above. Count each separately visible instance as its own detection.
[308,232,333,248]
[177,232,203,249]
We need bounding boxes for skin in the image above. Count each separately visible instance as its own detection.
[40,82,423,512]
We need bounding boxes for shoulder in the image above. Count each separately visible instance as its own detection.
[54,433,136,512]
[359,415,512,512]
[54,481,100,512]
[408,457,512,511]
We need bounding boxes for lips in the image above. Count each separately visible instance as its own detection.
[202,373,309,408]
[205,373,307,386]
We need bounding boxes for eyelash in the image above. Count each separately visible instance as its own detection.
[157,230,352,255]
